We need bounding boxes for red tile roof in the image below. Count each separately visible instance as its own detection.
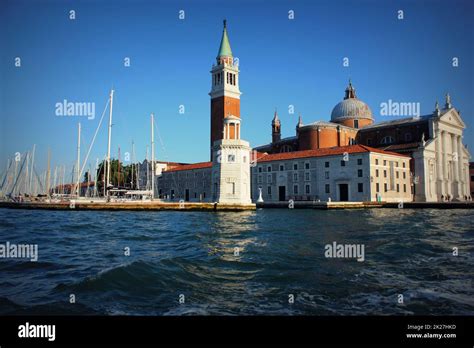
[164,161,212,172]
[251,151,268,162]
[256,144,409,163]
[156,161,188,166]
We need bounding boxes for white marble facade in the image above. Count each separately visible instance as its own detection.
[413,107,471,202]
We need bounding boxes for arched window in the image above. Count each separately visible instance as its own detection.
[381,136,395,145]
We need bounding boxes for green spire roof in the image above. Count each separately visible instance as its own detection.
[217,20,233,58]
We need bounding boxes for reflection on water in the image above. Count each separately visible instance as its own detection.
[0,208,472,315]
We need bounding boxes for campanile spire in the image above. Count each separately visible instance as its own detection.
[217,19,233,65]
[209,20,241,159]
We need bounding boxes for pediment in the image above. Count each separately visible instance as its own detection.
[439,109,466,129]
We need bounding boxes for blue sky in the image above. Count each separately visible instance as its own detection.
[1,0,473,175]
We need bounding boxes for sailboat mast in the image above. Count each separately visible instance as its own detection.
[29,144,36,195]
[95,158,99,197]
[146,146,149,191]
[24,152,29,195]
[151,113,155,201]
[106,89,114,194]
[76,123,81,197]
[47,148,51,199]
[118,146,121,188]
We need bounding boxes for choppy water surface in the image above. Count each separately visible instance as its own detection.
[0,208,472,315]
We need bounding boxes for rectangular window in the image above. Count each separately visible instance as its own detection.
[325,184,330,193]
[325,161,330,168]
[403,172,406,179]
[384,160,387,166]
[305,184,310,194]
[267,166,272,172]
[389,161,395,191]
[325,171,329,179]
[228,154,235,162]
[305,162,310,169]
[375,159,379,165]
[358,169,363,177]
[305,172,310,181]
[268,174,272,183]
[403,162,406,168]
[376,169,379,177]
[267,186,271,195]
[396,184,400,192]
[293,163,298,170]
[354,119,359,128]
[258,167,262,173]
[341,160,346,167]
[358,183,363,192]
[384,170,387,178]
[403,184,407,193]
[294,185,298,194]
[376,183,380,192]
[258,175,262,184]
[357,158,362,165]
[384,183,388,192]
[293,173,298,182]
[279,165,284,171]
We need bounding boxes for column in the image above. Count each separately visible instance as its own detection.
[442,131,448,198]
[452,134,459,181]
[435,128,443,200]
[452,134,460,199]
[457,136,465,198]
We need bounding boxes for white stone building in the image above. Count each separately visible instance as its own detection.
[251,145,412,203]
[358,96,472,202]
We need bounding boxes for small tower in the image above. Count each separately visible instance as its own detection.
[296,114,303,133]
[211,116,252,205]
[272,109,281,143]
[209,20,241,160]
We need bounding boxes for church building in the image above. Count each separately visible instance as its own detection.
[157,21,472,204]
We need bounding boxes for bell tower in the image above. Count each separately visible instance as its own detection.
[272,109,281,143]
[210,20,241,159]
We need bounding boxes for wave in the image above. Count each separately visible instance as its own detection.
[0,296,100,315]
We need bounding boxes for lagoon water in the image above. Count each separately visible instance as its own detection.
[0,208,473,315]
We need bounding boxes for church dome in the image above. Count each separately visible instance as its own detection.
[330,81,373,128]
